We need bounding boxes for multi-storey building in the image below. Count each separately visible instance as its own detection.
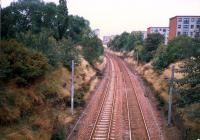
[169,16,200,41]
[147,27,169,45]
[131,31,147,40]
[102,35,115,45]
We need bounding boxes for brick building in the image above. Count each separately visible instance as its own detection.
[169,16,200,41]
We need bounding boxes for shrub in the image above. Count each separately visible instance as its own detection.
[0,89,34,125]
[51,118,67,140]
[152,36,200,70]
[152,45,170,70]
[0,40,49,86]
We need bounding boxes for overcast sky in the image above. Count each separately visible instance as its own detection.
[2,0,200,38]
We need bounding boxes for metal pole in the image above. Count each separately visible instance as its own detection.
[136,51,139,65]
[71,60,75,115]
[168,65,175,126]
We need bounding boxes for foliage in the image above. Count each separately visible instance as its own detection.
[0,89,34,125]
[1,0,68,40]
[108,32,143,51]
[67,15,90,42]
[51,118,67,140]
[176,56,200,107]
[16,30,79,68]
[137,33,164,62]
[153,36,200,70]
[81,36,104,64]
[0,40,49,86]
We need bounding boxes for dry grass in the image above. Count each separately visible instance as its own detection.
[0,55,105,140]
[122,54,200,138]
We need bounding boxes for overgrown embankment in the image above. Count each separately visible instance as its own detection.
[123,52,200,139]
[0,0,105,139]
[0,54,105,140]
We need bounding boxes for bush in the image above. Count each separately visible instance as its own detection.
[81,36,104,64]
[152,36,200,70]
[0,89,34,125]
[0,40,49,86]
[51,118,67,140]
[152,45,169,70]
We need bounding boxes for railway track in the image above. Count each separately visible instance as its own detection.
[89,55,117,140]
[70,51,163,140]
[113,55,151,140]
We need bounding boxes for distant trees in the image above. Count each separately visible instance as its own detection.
[108,31,143,51]
[134,33,164,62]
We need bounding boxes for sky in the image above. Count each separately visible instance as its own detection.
[2,0,200,38]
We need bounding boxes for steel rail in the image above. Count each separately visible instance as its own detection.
[110,54,133,140]
[114,55,150,140]
[120,57,151,140]
[88,55,116,140]
[66,55,111,140]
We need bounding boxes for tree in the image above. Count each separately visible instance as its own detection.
[108,32,139,51]
[81,36,104,64]
[54,0,68,40]
[144,33,164,51]
[134,33,164,62]
[152,36,200,70]
[176,56,200,107]
[67,15,90,42]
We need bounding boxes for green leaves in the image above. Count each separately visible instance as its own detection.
[108,32,143,52]
[81,36,104,64]
[176,57,200,107]
[153,36,200,70]
[1,0,68,40]
[0,40,49,86]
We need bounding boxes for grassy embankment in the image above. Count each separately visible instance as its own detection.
[122,51,200,139]
[0,57,105,140]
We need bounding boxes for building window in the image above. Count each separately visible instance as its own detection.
[197,25,200,29]
[183,18,189,24]
[197,18,200,24]
[163,29,166,32]
[159,28,162,31]
[178,18,182,22]
[183,32,188,35]
[191,25,194,29]
[195,32,200,38]
[190,32,193,36]
[178,25,181,29]
[177,32,181,35]
[183,25,189,29]
[191,18,195,22]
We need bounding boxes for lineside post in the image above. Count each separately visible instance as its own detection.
[167,65,175,126]
[71,60,75,115]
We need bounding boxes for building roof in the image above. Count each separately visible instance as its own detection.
[170,15,200,20]
[147,27,169,29]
